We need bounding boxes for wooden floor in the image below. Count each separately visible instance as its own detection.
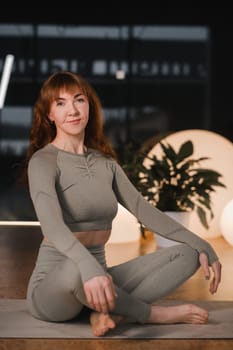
[0,226,233,349]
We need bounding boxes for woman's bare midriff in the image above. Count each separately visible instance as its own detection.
[43,229,111,247]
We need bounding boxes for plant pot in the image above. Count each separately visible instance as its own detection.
[155,211,191,248]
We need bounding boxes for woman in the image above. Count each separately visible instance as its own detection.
[25,71,221,337]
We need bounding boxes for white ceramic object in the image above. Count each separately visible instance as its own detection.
[155,211,191,248]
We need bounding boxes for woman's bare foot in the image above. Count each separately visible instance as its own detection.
[90,312,122,337]
[148,303,209,325]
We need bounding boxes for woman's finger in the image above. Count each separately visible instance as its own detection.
[84,285,94,309]
[104,286,116,311]
[107,274,118,300]
[199,252,210,280]
[96,289,109,314]
[210,261,222,293]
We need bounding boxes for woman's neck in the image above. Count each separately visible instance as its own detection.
[51,138,87,155]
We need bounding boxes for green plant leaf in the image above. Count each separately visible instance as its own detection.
[197,206,209,229]
[159,142,178,165]
[177,140,193,162]
[119,139,226,231]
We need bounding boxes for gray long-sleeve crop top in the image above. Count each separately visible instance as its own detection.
[28,143,218,283]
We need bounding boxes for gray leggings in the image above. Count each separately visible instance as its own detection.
[27,241,200,323]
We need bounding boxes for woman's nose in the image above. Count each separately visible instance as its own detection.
[68,102,79,114]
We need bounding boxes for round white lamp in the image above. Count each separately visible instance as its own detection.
[220,199,233,246]
[107,203,141,243]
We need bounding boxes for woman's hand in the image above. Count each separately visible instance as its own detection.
[84,274,117,314]
[199,252,222,294]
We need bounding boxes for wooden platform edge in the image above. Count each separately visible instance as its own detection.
[0,338,233,350]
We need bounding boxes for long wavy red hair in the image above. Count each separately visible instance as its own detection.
[21,71,116,184]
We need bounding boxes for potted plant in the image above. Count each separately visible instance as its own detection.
[121,139,226,239]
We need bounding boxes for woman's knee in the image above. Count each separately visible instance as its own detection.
[57,259,83,292]
[179,244,200,271]
[29,261,84,322]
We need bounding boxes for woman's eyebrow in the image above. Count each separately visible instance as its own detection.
[55,93,83,101]
[74,93,84,98]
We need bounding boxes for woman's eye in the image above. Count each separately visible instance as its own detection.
[56,101,64,106]
[75,98,85,103]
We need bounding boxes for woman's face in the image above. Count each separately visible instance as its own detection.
[48,88,89,139]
